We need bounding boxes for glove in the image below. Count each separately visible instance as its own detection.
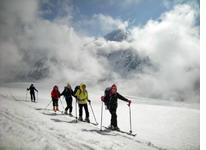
[127,100,131,107]
[101,96,105,102]
[88,100,91,104]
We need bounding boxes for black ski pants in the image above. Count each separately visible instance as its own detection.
[79,104,89,118]
[65,97,73,113]
[52,98,58,107]
[30,92,36,102]
[109,108,118,127]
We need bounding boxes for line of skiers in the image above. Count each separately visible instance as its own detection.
[27,83,131,131]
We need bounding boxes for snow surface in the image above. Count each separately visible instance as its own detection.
[0,83,199,150]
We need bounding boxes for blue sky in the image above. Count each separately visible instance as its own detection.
[72,0,166,24]
[40,0,199,36]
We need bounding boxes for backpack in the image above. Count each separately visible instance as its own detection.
[74,86,80,96]
[104,87,111,107]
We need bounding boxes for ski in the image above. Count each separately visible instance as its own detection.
[78,120,99,126]
[103,126,136,136]
[57,113,99,126]
[65,113,99,126]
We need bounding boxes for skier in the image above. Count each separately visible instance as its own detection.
[51,85,61,112]
[75,83,91,123]
[101,84,131,130]
[60,82,75,115]
[27,84,38,102]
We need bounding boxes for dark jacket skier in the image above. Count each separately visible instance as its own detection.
[60,83,75,115]
[101,84,131,130]
[27,84,38,102]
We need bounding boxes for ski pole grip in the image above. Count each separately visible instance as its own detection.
[127,100,131,107]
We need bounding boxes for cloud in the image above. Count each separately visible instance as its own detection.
[76,14,128,36]
[107,0,142,7]
[125,4,199,101]
[0,0,105,85]
[0,0,199,102]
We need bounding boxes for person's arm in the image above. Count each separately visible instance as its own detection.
[117,93,132,106]
[51,90,53,98]
[27,86,30,91]
[117,93,128,102]
[60,88,65,96]
[74,89,79,99]
[58,91,61,98]
[34,87,38,92]
[86,92,91,103]
[71,89,75,97]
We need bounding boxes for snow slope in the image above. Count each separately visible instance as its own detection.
[0,83,200,150]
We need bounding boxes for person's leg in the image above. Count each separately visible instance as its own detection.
[68,98,73,114]
[52,99,56,112]
[113,110,117,127]
[33,93,36,102]
[65,99,69,113]
[78,104,83,120]
[56,100,59,111]
[109,108,117,128]
[30,93,33,102]
[84,104,90,122]
[84,104,89,118]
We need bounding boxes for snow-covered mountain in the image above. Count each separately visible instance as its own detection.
[104,29,129,42]
[16,29,152,81]
[18,58,50,81]
[105,49,154,77]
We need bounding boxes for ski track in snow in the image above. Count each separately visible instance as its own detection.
[0,89,162,150]
[0,85,199,150]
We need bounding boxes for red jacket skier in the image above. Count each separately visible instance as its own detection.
[51,85,60,112]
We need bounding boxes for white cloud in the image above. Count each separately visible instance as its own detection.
[107,0,142,7]
[0,0,105,85]
[0,0,199,101]
[78,14,128,35]
[126,4,199,101]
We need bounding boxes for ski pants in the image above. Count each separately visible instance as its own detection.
[52,98,58,107]
[78,104,89,118]
[65,97,73,113]
[109,108,118,127]
[30,92,36,102]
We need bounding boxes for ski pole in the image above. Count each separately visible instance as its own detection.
[26,90,28,101]
[89,101,98,125]
[59,97,65,110]
[129,105,132,133]
[44,100,52,110]
[75,98,78,122]
[36,92,38,103]
[100,101,104,131]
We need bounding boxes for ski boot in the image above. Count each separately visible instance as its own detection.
[85,117,90,123]
[56,106,59,111]
[64,111,68,115]
[108,125,115,130]
[53,106,56,112]
[78,116,83,121]
[113,126,120,131]
[69,112,73,116]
